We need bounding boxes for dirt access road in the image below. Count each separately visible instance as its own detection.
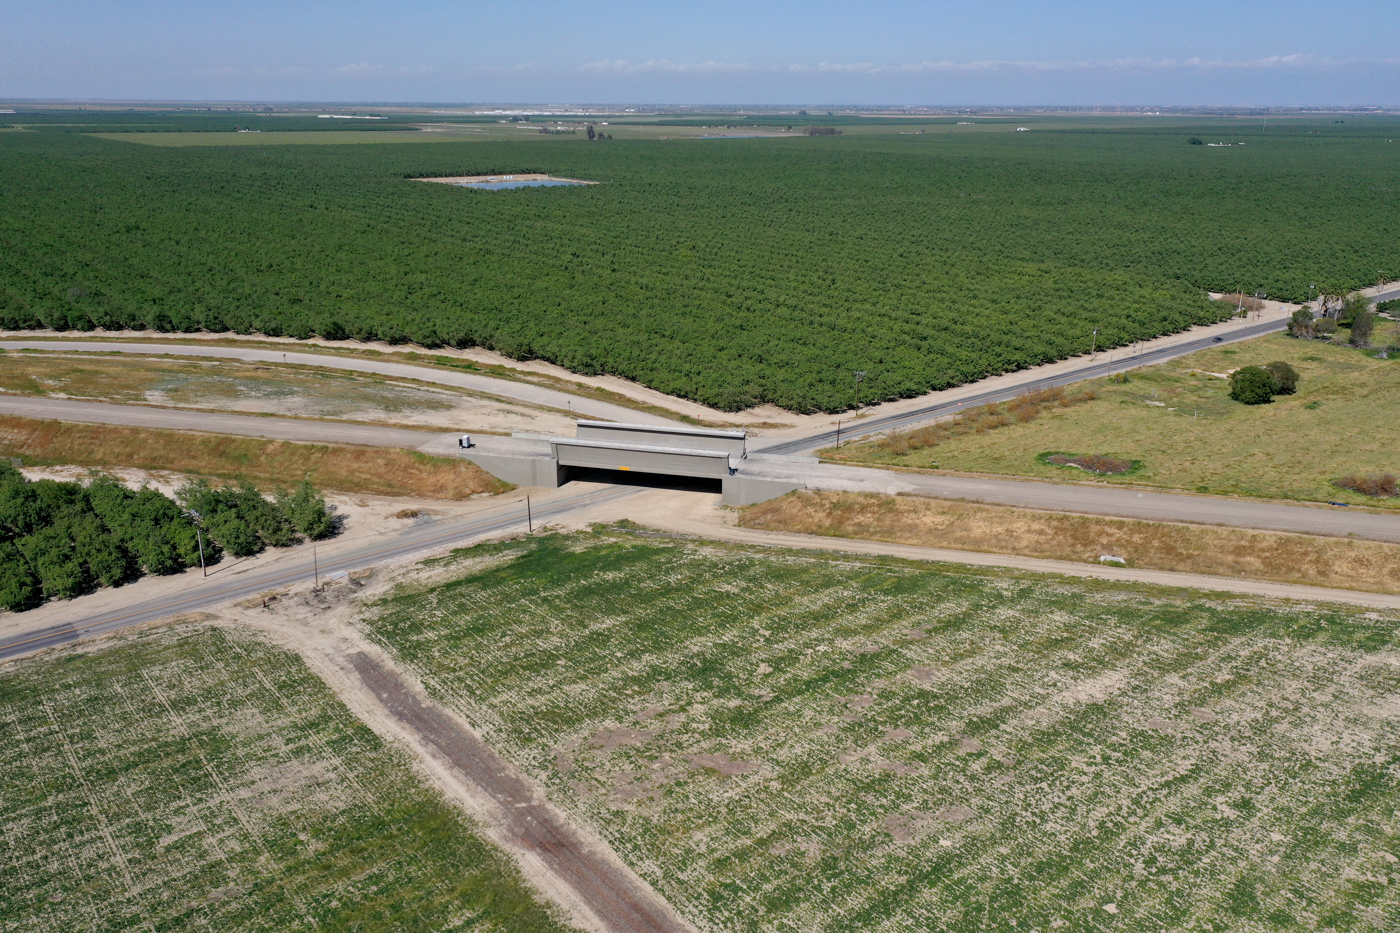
[347,650,693,933]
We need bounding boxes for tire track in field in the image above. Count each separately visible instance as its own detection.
[347,650,696,933]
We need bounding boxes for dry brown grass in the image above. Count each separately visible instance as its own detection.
[874,386,1096,455]
[1335,472,1398,498]
[741,489,1400,595]
[0,416,510,499]
[1217,294,1266,313]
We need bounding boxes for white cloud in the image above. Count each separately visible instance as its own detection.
[574,54,1396,78]
[580,59,755,75]
[328,62,436,78]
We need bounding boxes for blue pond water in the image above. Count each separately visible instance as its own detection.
[456,179,586,190]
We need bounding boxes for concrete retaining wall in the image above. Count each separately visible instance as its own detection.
[462,452,567,489]
[720,475,805,507]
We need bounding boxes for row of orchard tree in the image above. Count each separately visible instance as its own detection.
[0,465,335,612]
[3,128,1396,412]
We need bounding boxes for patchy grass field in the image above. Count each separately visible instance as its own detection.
[827,333,1400,508]
[0,626,569,933]
[0,350,468,419]
[741,489,1400,594]
[363,530,1400,933]
[0,415,509,498]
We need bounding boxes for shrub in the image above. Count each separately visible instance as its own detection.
[178,478,265,556]
[0,541,41,611]
[1334,473,1398,497]
[1350,310,1375,347]
[1315,318,1339,338]
[278,480,336,540]
[1263,361,1299,395]
[1287,308,1315,338]
[18,524,90,600]
[1229,366,1276,404]
[71,514,135,587]
[0,476,51,538]
[1337,294,1370,326]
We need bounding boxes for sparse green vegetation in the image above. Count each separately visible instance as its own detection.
[3,115,1398,410]
[829,333,1400,507]
[0,626,571,932]
[363,530,1400,932]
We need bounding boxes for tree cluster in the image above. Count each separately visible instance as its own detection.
[1228,361,1298,405]
[0,467,335,612]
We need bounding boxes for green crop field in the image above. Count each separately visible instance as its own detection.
[363,530,1400,933]
[2,113,1398,410]
[0,626,569,933]
[829,331,1400,508]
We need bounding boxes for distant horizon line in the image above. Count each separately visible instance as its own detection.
[3,99,1398,114]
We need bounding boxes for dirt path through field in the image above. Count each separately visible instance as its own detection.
[223,575,696,933]
[346,651,694,933]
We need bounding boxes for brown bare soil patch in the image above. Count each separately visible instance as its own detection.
[741,489,1400,595]
[0,416,509,498]
[686,754,760,776]
[1046,453,1135,474]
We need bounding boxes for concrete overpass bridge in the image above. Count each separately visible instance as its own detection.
[460,420,804,505]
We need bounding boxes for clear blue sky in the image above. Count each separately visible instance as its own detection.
[4,0,1398,106]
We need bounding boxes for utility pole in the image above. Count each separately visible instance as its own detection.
[313,545,319,590]
[186,509,206,577]
[526,495,533,533]
[835,420,841,447]
[853,371,866,413]
[1090,328,1099,360]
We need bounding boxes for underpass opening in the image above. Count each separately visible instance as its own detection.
[562,466,723,494]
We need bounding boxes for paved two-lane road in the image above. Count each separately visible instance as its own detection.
[0,395,444,448]
[0,484,642,662]
[755,317,1289,456]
